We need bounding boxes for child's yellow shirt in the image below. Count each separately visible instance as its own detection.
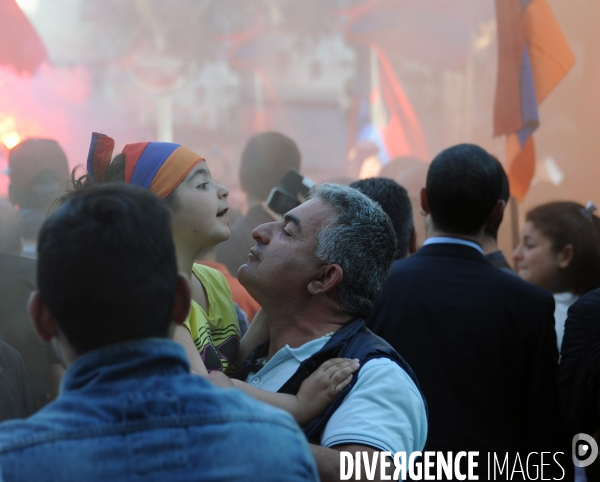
[184,263,240,376]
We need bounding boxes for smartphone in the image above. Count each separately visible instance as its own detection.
[266,187,299,216]
[279,169,315,200]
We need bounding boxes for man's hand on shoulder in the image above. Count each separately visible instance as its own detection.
[295,358,359,426]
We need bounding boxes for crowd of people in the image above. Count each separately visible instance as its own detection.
[0,132,598,481]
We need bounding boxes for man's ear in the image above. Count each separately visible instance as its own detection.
[172,273,192,325]
[419,188,430,216]
[557,244,574,269]
[28,291,58,343]
[485,200,506,227]
[308,264,343,295]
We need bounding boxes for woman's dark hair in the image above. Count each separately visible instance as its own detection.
[58,154,179,210]
[527,201,600,295]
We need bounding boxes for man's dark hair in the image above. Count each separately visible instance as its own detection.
[37,183,178,354]
[484,156,510,240]
[350,178,413,259]
[239,132,301,202]
[426,144,502,235]
[309,184,396,318]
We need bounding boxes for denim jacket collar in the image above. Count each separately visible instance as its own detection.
[61,338,190,393]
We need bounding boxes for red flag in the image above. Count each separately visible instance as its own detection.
[0,0,48,74]
[343,1,429,167]
[375,46,429,161]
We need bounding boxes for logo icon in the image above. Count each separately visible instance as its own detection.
[573,433,599,468]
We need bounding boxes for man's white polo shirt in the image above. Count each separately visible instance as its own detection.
[246,336,428,454]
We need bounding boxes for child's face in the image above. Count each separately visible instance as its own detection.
[170,161,230,254]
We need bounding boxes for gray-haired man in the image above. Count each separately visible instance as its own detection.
[236,184,428,482]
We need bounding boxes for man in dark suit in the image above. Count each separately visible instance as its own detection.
[368,144,567,479]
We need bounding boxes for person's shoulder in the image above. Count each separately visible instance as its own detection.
[0,338,22,363]
[571,288,600,315]
[386,251,554,314]
[359,358,421,394]
[197,385,318,478]
[184,377,304,436]
[192,263,236,320]
[322,356,428,453]
[386,249,484,280]
[490,266,554,301]
[193,263,229,289]
[338,343,423,405]
[389,247,469,272]
[462,264,555,318]
[385,255,421,278]
[0,421,26,451]
[392,253,421,268]
[564,288,600,336]
[0,388,315,479]
[0,415,54,454]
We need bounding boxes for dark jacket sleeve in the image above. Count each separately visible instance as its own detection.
[0,340,35,422]
[558,289,600,438]
[524,294,562,445]
[524,294,571,477]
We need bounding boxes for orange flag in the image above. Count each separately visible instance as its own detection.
[494,0,575,201]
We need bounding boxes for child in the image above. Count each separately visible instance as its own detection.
[81,133,358,425]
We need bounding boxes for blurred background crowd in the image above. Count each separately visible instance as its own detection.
[1,0,600,478]
[0,0,599,255]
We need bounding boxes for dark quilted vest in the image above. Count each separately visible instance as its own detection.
[236,318,427,442]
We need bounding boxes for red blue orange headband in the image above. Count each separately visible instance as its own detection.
[87,132,204,198]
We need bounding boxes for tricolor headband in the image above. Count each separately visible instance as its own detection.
[87,132,204,198]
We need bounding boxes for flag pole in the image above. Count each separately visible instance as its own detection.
[461,35,475,143]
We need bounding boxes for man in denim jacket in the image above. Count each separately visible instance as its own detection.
[0,184,318,482]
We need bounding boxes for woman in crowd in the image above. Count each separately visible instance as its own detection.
[513,201,600,351]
